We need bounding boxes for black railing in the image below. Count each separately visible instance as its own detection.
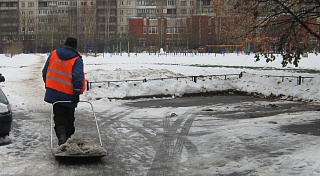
[265,75,314,85]
[86,73,242,91]
[85,73,314,91]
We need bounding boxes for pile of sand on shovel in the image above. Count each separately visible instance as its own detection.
[52,137,107,156]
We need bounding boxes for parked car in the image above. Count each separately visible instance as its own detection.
[0,74,12,138]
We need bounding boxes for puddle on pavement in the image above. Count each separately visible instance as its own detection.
[281,119,320,136]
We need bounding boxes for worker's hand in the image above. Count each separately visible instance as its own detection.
[72,95,80,103]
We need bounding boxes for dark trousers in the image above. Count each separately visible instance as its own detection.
[53,103,75,139]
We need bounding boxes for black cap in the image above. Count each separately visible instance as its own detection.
[64,37,77,49]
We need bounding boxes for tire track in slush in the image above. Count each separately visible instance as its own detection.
[147,108,200,176]
[95,109,137,174]
[110,111,200,174]
[99,109,134,128]
[97,106,201,175]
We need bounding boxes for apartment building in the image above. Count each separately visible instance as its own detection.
[96,1,117,43]
[118,0,214,52]
[126,0,216,52]
[37,0,117,52]
[0,0,219,53]
[0,0,19,53]
[0,0,118,53]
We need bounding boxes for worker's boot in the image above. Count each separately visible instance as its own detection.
[65,125,75,140]
[58,134,67,146]
[55,126,67,145]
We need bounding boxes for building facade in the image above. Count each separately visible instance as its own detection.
[0,0,239,53]
[0,0,20,53]
[0,0,118,53]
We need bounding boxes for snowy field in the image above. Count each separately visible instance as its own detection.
[0,52,320,175]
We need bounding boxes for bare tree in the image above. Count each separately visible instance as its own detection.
[78,0,97,53]
[4,42,23,57]
[232,0,320,66]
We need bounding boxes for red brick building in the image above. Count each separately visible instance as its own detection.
[129,15,212,52]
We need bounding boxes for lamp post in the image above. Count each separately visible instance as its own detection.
[0,29,2,53]
[127,35,130,57]
[51,27,54,51]
[120,34,122,56]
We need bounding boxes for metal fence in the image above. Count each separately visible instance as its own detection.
[86,73,242,91]
[85,72,315,91]
[265,75,314,85]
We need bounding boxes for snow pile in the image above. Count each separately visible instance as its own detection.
[52,137,107,156]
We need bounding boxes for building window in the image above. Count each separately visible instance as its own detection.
[58,18,68,23]
[110,26,116,32]
[58,2,69,6]
[181,1,187,6]
[127,9,133,15]
[149,26,158,34]
[127,1,132,6]
[21,2,25,7]
[39,18,48,23]
[99,17,105,23]
[110,9,116,15]
[28,2,34,7]
[167,27,174,34]
[167,0,176,6]
[99,25,105,31]
[138,39,146,47]
[178,27,185,33]
[29,11,34,15]
[110,17,116,23]
[39,10,48,15]
[138,1,145,6]
[181,9,187,14]
[143,26,147,34]
[70,2,77,6]
[1,2,7,7]
[28,27,34,32]
[39,2,47,7]
[29,35,35,40]
[310,37,317,44]
[48,1,57,6]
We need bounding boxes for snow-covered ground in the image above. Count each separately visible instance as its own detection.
[0,52,320,175]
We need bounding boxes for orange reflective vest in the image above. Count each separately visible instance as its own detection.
[46,50,86,95]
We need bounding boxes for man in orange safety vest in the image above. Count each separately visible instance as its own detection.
[42,37,85,145]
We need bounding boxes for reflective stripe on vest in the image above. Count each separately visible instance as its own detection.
[46,50,78,95]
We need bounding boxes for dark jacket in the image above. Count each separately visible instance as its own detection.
[42,45,84,108]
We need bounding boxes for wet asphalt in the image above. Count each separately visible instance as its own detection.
[3,95,320,175]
